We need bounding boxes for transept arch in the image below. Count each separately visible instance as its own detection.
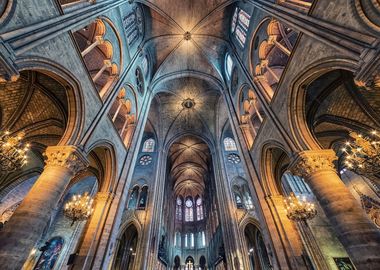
[287,58,359,150]
[260,141,292,196]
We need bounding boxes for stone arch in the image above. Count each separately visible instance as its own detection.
[287,58,362,151]
[242,222,272,270]
[15,59,85,146]
[0,0,14,25]
[260,141,292,196]
[85,141,117,193]
[353,0,380,32]
[230,177,255,210]
[113,222,140,270]
[250,17,298,100]
[72,17,122,98]
[109,84,138,147]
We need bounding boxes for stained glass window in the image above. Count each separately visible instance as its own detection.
[128,186,139,209]
[138,186,148,209]
[176,197,182,220]
[231,7,251,48]
[175,232,181,247]
[123,6,144,47]
[224,137,237,151]
[185,198,193,222]
[190,233,194,248]
[141,55,148,77]
[34,237,64,270]
[196,197,203,221]
[201,231,206,247]
[231,7,238,33]
[225,54,233,79]
[142,138,155,152]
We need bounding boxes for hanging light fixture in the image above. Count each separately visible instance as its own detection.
[0,131,30,172]
[284,193,317,221]
[341,131,380,176]
[64,192,94,226]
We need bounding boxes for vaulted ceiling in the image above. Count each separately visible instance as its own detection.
[141,0,234,142]
[141,0,233,86]
[168,136,211,197]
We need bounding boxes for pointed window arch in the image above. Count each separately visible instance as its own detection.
[196,197,204,221]
[231,7,251,47]
[128,186,139,209]
[224,137,237,151]
[176,197,183,221]
[225,53,233,79]
[138,186,148,209]
[185,198,194,222]
[142,138,155,152]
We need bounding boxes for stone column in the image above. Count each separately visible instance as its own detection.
[81,36,104,57]
[290,149,380,269]
[0,145,88,270]
[92,60,112,83]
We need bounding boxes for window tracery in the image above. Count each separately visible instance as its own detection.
[227,153,241,164]
[185,198,194,222]
[128,186,139,209]
[139,155,152,165]
[196,197,204,221]
[176,197,183,221]
[231,7,251,47]
[123,6,144,47]
[142,138,155,152]
[138,186,148,209]
[224,137,237,151]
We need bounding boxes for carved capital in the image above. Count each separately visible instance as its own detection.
[289,150,337,179]
[44,146,89,175]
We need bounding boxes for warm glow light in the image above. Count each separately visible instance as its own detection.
[0,131,30,172]
[341,131,380,176]
[64,192,94,226]
[284,192,317,221]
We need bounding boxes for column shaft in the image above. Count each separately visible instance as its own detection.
[0,146,88,270]
[291,150,380,269]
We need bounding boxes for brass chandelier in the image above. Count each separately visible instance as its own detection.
[64,192,94,226]
[341,131,380,176]
[284,193,317,221]
[0,131,30,172]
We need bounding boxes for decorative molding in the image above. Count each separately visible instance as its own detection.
[289,150,338,179]
[0,37,19,82]
[44,146,89,175]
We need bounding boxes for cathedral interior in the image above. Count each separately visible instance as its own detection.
[0,0,380,269]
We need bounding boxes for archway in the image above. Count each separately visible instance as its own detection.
[185,256,195,270]
[114,224,139,270]
[244,224,271,270]
[174,255,181,270]
[199,255,206,269]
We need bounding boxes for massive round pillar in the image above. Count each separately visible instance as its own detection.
[290,149,380,269]
[0,146,88,270]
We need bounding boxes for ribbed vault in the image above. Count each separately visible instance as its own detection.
[168,136,211,197]
[141,0,233,84]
